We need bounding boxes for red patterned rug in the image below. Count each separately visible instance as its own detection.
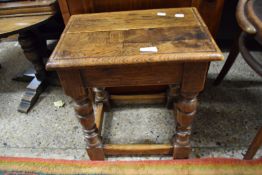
[1,156,262,175]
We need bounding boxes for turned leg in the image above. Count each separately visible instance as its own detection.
[93,87,111,111]
[19,31,47,80]
[18,31,47,113]
[74,96,105,160]
[173,92,198,159]
[58,71,105,160]
[166,84,179,109]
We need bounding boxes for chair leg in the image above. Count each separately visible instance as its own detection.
[213,28,243,86]
[244,127,262,160]
[213,39,239,86]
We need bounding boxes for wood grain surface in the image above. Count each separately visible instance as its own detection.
[0,0,57,36]
[0,0,56,16]
[0,15,52,36]
[57,0,225,37]
[47,8,223,70]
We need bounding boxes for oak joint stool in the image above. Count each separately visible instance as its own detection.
[46,8,223,160]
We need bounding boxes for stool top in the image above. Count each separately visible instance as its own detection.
[46,8,223,70]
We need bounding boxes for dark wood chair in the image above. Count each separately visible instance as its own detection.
[214,0,262,85]
[214,0,262,160]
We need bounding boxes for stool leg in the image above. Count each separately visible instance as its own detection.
[74,96,105,160]
[173,92,198,159]
[166,84,179,109]
[58,71,104,160]
[93,87,111,111]
[244,127,262,160]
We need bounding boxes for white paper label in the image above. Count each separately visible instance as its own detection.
[175,13,185,18]
[157,12,166,16]
[140,47,158,53]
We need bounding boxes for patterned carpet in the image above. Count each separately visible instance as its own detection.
[1,157,262,175]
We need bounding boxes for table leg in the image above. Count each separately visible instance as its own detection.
[172,62,209,159]
[166,84,179,109]
[93,87,111,111]
[173,92,198,159]
[18,31,47,113]
[18,77,47,113]
[58,70,105,160]
[74,96,105,160]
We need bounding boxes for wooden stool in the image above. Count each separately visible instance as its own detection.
[46,8,223,160]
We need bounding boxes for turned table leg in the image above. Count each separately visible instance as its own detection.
[74,96,105,160]
[58,70,105,160]
[93,87,111,110]
[172,62,209,159]
[166,84,179,109]
[173,92,198,159]
[18,31,47,113]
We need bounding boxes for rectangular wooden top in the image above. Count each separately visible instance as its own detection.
[46,8,223,70]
